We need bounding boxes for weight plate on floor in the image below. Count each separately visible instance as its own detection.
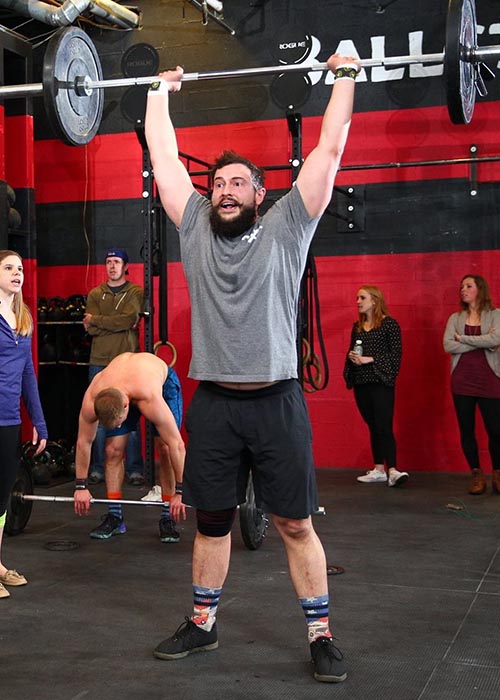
[445,0,477,124]
[43,27,104,146]
[5,461,33,536]
[44,541,80,551]
[239,474,269,551]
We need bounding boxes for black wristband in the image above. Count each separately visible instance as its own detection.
[334,66,358,81]
[149,79,169,95]
[175,482,183,494]
[75,479,88,490]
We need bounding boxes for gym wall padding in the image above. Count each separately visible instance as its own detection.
[19,0,500,472]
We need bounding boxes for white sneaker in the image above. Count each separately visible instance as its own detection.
[357,469,387,483]
[141,485,162,502]
[388,470,409,487]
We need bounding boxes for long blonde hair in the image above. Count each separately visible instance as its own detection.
[0,250,33,336]
[356,285,388,330]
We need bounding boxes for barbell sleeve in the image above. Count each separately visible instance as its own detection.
[0,82,44,98]
[473,45,500,61]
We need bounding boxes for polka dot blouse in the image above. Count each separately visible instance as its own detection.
[343,316,402,388]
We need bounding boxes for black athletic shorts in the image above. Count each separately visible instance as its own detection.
[183,379,318,519]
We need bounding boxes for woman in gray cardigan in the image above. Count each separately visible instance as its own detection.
[443,274,500,495]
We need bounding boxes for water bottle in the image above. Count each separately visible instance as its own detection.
[353,339,363,356]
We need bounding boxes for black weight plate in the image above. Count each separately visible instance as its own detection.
[270,72,312,111]
[239,474,269,551]
[272,25,312,65]
[121,43,159,78]
[120,85,149,124]
[445,0,477,124]
[5,461,34,536]
[43,27,104,146]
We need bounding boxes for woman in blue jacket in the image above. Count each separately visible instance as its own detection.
[0,250,47,599]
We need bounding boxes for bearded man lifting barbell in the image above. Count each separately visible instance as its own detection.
[144,52,359,683]
[73,352,186,539]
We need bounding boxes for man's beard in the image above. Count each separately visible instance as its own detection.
[210,203,257,239]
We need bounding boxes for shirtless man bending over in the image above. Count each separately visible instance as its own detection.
[73,352,186,539]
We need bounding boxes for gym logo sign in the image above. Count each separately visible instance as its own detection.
[272,24,445,93]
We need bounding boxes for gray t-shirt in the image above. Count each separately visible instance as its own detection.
[179,185,320,382]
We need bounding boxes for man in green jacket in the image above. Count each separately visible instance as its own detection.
[84,248,145,490]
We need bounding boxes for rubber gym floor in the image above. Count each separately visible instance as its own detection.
[2,468,500,700]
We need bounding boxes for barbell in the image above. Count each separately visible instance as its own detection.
[4,461,169,536]
[5,461,269,550]
[0,0,497,145]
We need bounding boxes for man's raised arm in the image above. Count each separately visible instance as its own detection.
[296,54,360,219]
[145,67,195,228]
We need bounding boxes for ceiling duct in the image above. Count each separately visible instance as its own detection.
[0,0,140,29]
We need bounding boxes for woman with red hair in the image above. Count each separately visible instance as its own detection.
[344,285,407,487]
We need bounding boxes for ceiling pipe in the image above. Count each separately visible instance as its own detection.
[87,0,139,28]
[0,0,91,26]
[0,0,140,28]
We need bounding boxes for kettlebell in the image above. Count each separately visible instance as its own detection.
[65,294,86,321]
[39,333,57,362]
[47,297,66,322]
[37,297,48,322]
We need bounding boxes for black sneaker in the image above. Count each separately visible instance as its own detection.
[159,517,180,543]
[154,617,218,660]
[127,472,145,487]
[88,471,104,485]
[310,636,347,683]
[89,513,126,539]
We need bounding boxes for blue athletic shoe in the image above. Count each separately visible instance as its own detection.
[89,513,126,539]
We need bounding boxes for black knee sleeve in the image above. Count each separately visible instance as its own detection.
[196,507,237,537]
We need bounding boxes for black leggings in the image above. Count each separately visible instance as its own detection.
[452,394,500,471]
[0,425,21,515]
[353,383,396,468]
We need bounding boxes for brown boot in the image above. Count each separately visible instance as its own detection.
[492,470,500,494]
[468,468,486,495]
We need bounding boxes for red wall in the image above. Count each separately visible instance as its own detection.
[35,250,500,474]
[33,101,500,203]
[309,250,500,472]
